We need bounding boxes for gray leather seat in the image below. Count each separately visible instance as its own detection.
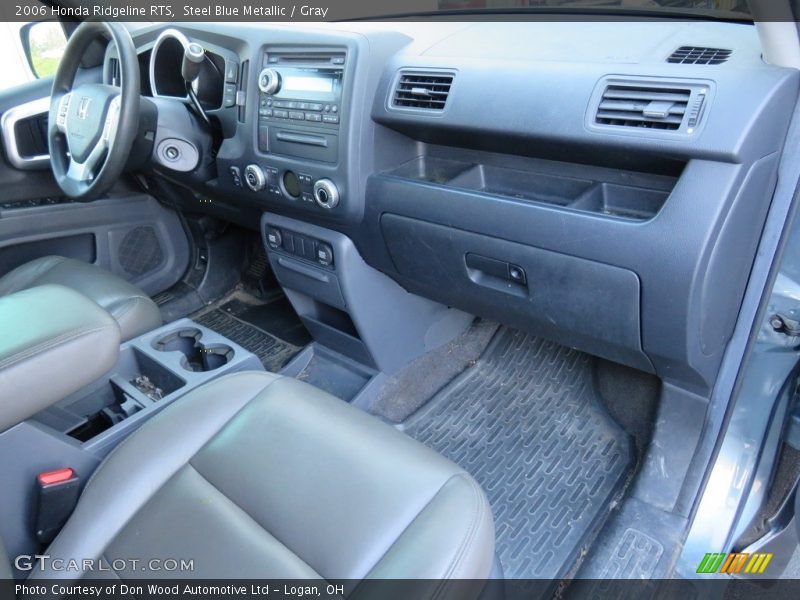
[0,256,161,341]
[0,285,120,433]
[32,372,495,586]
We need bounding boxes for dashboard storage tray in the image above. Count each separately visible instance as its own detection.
[385,156,675,220]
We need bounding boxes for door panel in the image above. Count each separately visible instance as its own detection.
[0,195,190,296]
[0,233,96,273]
[0,71,190,295]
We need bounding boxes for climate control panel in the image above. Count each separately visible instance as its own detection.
[232,163,341,210]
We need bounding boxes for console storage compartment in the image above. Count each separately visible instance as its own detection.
[34,318,263,456]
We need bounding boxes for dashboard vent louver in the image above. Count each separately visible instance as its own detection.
[392,71,454,111]
[595,84,691,131]
[667,46,731,65]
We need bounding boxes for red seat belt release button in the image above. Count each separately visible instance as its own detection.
[37,467,75,486]
[35,467,80,545]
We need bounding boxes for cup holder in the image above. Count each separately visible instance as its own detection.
[152,328,234,372]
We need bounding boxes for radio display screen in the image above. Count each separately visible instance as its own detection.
[283,75,334,94]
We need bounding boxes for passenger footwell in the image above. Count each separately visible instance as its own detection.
[402,328,633,579]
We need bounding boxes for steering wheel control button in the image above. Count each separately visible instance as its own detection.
[258,68,282,95]
[244,164,266,192]
[313,179,340,210]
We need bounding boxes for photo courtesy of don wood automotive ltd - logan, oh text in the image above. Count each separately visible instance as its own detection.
[2,0,800,599]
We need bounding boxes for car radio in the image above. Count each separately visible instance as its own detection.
[256,51,345,161]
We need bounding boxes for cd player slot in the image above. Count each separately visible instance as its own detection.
[269,128,338,163]
[276,132,329,148]
[266,53,346,66]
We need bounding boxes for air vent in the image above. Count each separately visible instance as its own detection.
[667,46,731,65]
[595,84,691,131]
[392,71,454,111]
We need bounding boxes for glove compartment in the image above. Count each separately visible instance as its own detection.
[381,214,652,372]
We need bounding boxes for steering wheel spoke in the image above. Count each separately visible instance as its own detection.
[47,22,139,201]
[55,92,71,133]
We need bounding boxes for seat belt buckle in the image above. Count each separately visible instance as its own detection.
[34,468,80,545]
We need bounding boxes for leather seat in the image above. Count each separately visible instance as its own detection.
[0,256,161,341]
[31,372,495,587]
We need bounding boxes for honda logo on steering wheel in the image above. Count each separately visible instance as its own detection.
[77,97,91,120]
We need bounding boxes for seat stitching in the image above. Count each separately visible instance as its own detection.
[110,295,155,321]
[0,256,67,293]
[83,373,279,492]
[438,475,486,582]
[0,325,115,370]
[188,463,327,581]
[427,475,484,600]
[352,471,475,589]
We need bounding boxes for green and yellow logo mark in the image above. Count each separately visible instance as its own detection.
[696,552,773,575]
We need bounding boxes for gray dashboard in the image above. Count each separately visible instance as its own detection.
[123,20,799,394]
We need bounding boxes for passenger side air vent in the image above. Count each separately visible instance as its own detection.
[595,84,691,131]
[667,46,731,65]
[391,71,454,111]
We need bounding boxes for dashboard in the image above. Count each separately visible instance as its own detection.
[110,21,799,394]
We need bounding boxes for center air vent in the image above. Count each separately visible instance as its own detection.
[392,71,454,111]
[667,46,732,65]
[595,84,692,131]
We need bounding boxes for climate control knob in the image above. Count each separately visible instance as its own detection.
[313,179,339,209]
[243,164,266,192]
[257,68,281,95]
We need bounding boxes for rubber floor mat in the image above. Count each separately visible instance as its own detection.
[195,309,301,372]
[402,328,633,579]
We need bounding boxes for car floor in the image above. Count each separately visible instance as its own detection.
[397,327,635,580]
[155,258,660,583]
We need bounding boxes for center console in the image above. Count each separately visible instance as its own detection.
[39,318,262,456]
[261,211,473,393]
[231,48,348,212]
[0,316,263,567]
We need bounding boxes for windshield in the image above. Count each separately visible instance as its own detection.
[437,0,751,19]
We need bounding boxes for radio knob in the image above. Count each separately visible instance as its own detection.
[258,68,281,95]
[244,164,266,192]
[313,179,339,209]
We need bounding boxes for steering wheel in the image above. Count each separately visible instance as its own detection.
[48,22,140,201]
